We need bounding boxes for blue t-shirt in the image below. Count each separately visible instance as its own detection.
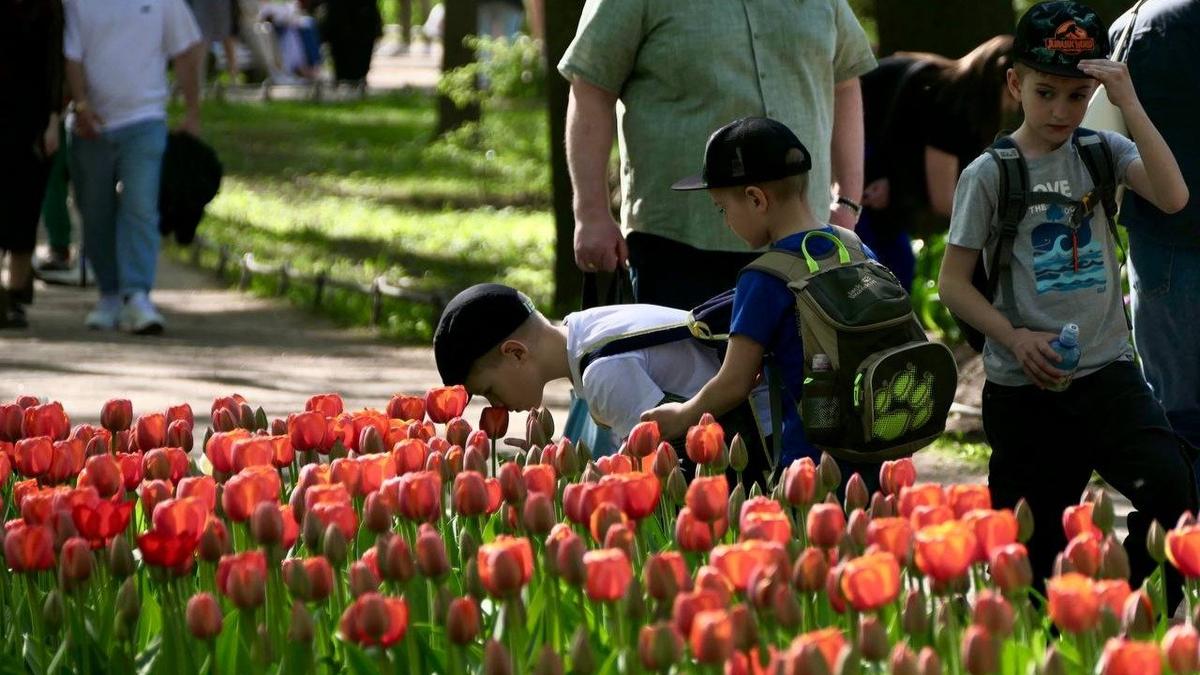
[730,227,878,463]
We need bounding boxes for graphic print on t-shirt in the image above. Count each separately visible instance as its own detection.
[1030,203,1106,295]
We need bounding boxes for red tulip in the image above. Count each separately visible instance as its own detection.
[415,523,450,579]
[305,483,351,513]
[204,428,252,474]
[841,551,902,611]
[165,403,194,429]
[425,386,469,424]
[222,468,276,522]
[60,536,94,584]
[306,393,344,418]
[880,458,917,496]
[0,451,9,487]
[685,415,724,466]
[784,457,819,507]
[22,402,69,440]
[0,403,23,441]
[138,479,173,520]
[153,497,209,540]
[1162,624,1200,674]
[217,550,267,608]
[914,520,977,582]
[584,548,633,602]
[134,413,167,452]
[386,394,425,422]
[676,507,726,552]
[392,438,430,475]
[81,453,123,498]
[1095,579,1132,620]
[672,589,726,641]
[389,471,442,522]
[186,592,222,640]
[356,453,395,495]
[740,497,792,545]
[807,503,847,548]
[339,593,409,647]
[116,452,143,490]
[789,628,848,673]
[101,399,133,433]
[1166,525,1200,578]
[446,597,481,645]
[484,477,502,514]
[177,476,217,513]
[72,499,134,546]
[590,502,629,544]
[331,457,362,495]
[963,508,1019,563]
[710,541,789,592]
[453,471,489,517]
[479,406,509,440]
[947,484,991,518]
[608,471,661,520]
[523,464,557,497]
[1047,573,1100,633]
[1067,531,1103,578]
[1098,637,1162,675]
[645,551,691,601]
[689,609,733,664]
[639,622,685,672]
[310,501,358,539]
[989,543,1033,594]
[138,529,199,568]
[867,517,914,563]
[580,481,622,523]
[288,412,327,453]
[628,421,661,459]
[283,556,335,602]
[3,521,54,571]
[685,476,728,523]
[1063,503,1102,541]
[13,436,52,477]
[898,483,946,519]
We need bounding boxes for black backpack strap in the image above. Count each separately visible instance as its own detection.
[1073,127,1133,331]
[985,136,1029,313]
[577,324,696,376]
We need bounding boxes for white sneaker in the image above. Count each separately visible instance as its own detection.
[85,295,123,330]
[119,292,165,335]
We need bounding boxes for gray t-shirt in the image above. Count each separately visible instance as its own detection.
[948,130,1140,386]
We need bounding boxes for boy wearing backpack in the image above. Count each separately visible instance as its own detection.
[432,283,776,480]
[938,1,1192,596]
[642,117,957,488]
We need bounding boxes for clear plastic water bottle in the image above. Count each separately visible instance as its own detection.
[802,353,840,439]
[1047,324,1081,392]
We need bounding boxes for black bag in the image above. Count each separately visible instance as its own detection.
[159,132,222,245]
[952,128,1122,352]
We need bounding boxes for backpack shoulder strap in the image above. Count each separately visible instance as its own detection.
[826,225,870,262]
[741,249,811,284]
[983,135,1029,306]
[577,323,695,376]
[1073,127,1119,221]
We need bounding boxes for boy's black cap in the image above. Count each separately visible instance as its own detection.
[671,117,812,191]
[433,283,536,386]
[1014,1,1109,78]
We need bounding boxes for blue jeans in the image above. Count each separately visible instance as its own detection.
[70,119,167,296]
[1129,232,1200,448]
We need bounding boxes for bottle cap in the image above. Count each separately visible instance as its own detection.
[1060,324,1080,347]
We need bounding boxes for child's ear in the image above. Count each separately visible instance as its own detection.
[499,339,529,363]
[745,186,767,211]
[1005,68,1022,102]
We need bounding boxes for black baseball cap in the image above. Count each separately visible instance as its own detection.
[1014,1,1109,78]
[672,117,812,192]
[433,283,537,386]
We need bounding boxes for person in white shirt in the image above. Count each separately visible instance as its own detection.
[64,0,203,334]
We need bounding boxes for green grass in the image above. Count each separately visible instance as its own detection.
[928,432,993,469]
[174,92,554,342]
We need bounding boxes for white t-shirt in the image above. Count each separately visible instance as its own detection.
[64,0,201,131]
[564,304,773,445]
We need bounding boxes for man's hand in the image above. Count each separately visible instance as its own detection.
[861,178,890,210]
[178,111,201,137]
[1077,59,1138,110]
[73,107,102,140]
[1006,328,1067,390]
[640,402,692,442]
[574,210,627,273]
[829,202,859,229]
[42,119,60,156]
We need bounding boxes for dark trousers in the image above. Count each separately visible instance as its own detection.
[983,361,1198,610]
[627,232,759,310]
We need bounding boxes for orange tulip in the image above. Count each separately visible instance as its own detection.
[606,471,661,520]
[789,628,848,672]
[1047,573,1100,633]
[910,504,955,530]
[879,458,917,496]
[356,453,395,495]
[898,483,946,518]
[1162,624,1200,674]
[962,508,1019,563]
[741,510,792,545]
[914,520,978,582]
[672,589,725,640]
[689,609,733,664]
[1166,525,1200,578]
[3,521,55,571]
[523,464,556,496]
[389,471,442,522]
[584,548,634,602]
[841,551,902,611]
[1095,579,1132,619]
[339,593,409,648]
[425,386,469,424]
[947,484,991,518]
[288,411,327,453]
[392,438,430,475]
[685,415,724,466]
[784,457,819,507]
[22,402,70,441]
[216,550,268,609]
[988,543,1033,594]
[204,429,252,475]
[627,421,661,458]
[1067,531,1103,578]
[867,517,913,563]
[305,393,344,418]
[807,503,846,548]
[710,541,789,592]
[1063,503,1102,541]
[477,536,534,598]
[311,500,358,539]
[221,468,275,522]
[685,476,728,523]
[153,496,209,540]
[1099,638,1162,675]
[386,394,425,422]
[597,453,634,475]
[13,436,52,477]
[231,437,275,472]
[676,507,725,552]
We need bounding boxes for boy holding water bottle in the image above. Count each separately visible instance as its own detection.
[938,1,1193,604]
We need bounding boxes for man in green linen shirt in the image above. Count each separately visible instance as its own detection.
[560,0,877,310]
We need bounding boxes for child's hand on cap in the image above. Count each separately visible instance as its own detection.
[1077,59,1138,110]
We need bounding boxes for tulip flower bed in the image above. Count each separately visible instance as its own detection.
[3,389,1200,675]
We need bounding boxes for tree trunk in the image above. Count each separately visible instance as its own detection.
[875,0,1014,58]
[545,0,587,315]
[436,0,481,135]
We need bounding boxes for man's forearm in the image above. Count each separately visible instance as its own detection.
[831,78,865,203]
[566,79,618,218]
[173,42,203,117]
[65,59,88,106]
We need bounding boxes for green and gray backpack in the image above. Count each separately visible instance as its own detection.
[742,227,959,462]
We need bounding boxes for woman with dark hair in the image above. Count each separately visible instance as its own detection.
[857,35,1017,289]
[0,0,63,328]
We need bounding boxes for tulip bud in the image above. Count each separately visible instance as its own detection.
[1146,519,1166,564]
[624,577,646,623]
[917,647,941,675]
[571,627,596,675]
[903,588,929,638]
[644,554,679,604]
[349,560,380,597]
[447,596,480,645]
[1040,646,1067,675]
[361,492,390,533]
[972,591,1014,638]
[464,558,485,600]
[728,434,749,473]
[498,462,526,504]
[961,625,997,675]
[819,452,841,490]
[187,592,223,640]
[1090,488,1114,534]
[1099,535,1130,580]
[844,473,869,513]
[638,622,683,672]
[1121,590,1154,638]
[792,547,829,593]
[284,560,312,600]
[43,589,64,631]
[523,492,555,535]
[213,408,237,433]
[286,601,314,643]
[856,615,889,662]
[727,483,746,532]
[582,461,602,484]
[108,535,136,578]
[771,585,802,629]
[358,426,384,455]
[416,523,449,579]
[484,639,513,675]
[117,576,140,627]
[85,435,108,458]
[869,492,892,518]
[1163,624,1200,674]
[667,468,687,506]
[847,509,870,550]
[251,501,283,547]
[837,646,862,675]
[537,408,555,441]
[59,537,93,590]
[322,523,347,566]
[890,643,919,675]
[1015,498,1034,543]
[303,511,324,554]
[167,419,193,453]
[1052,552,1076,577]
[533,645,564,675]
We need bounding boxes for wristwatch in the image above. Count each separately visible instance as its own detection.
[836,196,863,218]
[73,100,91,114]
